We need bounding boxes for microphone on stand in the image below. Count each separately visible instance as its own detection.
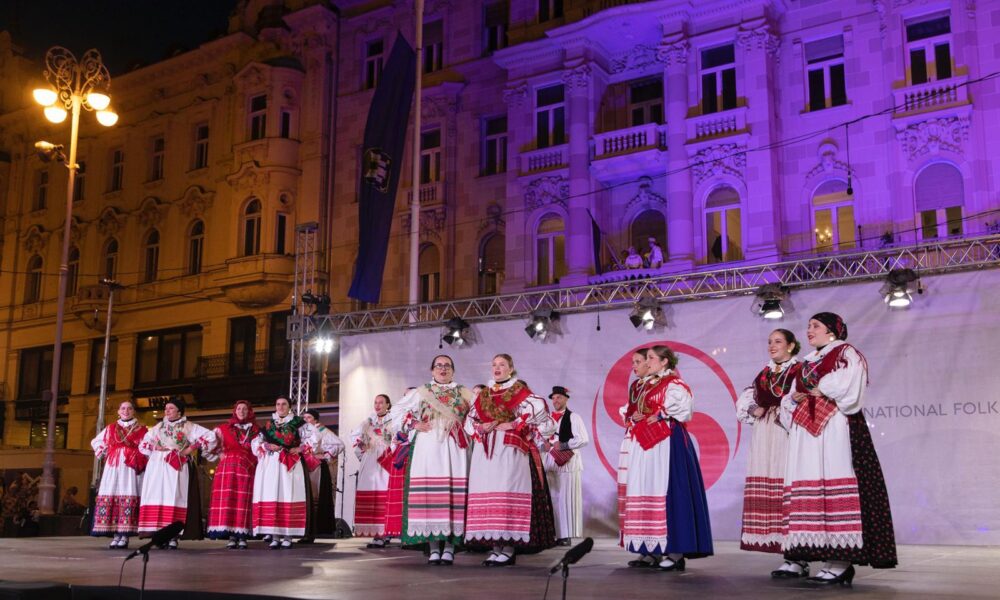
[124,521,184,561]
[548,537,594,574]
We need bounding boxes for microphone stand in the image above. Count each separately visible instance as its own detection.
[140,549,150,600]
[561,562,571,600]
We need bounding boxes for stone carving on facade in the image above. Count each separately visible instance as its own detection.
[624,176,667,213]
[691,144,747,185]
[502,82,529,107]
[610,44,663,74]
[65,216,86,245]
[872,1,888,39]
[736,22,780,59]
[97,206,125,236]
[227,161,270,192]
[136,197,167,228]
[401,206,447,240]
[178,185,215,218]
[524,176,569,211]
[21,225,49,254]
[422,95,459,120]
[895,116,970,161]
[235,63,267,90]
[478,202,506,235]
[561,64,592,90]
[966,0,976,17]
[806,141,853,179]
[656,37,689,68]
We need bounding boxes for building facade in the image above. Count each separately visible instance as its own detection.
[1,0,999,485]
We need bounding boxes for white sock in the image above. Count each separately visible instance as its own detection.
[443,542,454,554]
[667,553,683,561]
[826,561,849,576]
[785,561,807,574]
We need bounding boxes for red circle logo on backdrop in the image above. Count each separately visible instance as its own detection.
[589,341,741,490]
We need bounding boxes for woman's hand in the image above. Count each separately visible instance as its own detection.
[645,414,659,424]
[495,422,515,432]
[480,422,497,434]
[809,388,824,397]
[630,413,644,423]
[180,447,194,457]
[289,446,302,455]
[791,392,808,403]
[752,406,766,418]
[266,443,281,453]
[414,422,432,433]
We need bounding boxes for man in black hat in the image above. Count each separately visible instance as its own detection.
[542,386,590,546]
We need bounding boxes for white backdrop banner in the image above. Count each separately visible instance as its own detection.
[338,270,1000,546]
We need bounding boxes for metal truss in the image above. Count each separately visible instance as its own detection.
[317,234,1000,335]
[288,222,319,414]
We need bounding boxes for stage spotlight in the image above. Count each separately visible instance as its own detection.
[628,298,665,330]
[442,317,470,347]
[35,140,67,163]
[880,268,920,308]
[752,284,789,320]
[301,291,331,315]
[312,336,336,353]
[525,309,560,340]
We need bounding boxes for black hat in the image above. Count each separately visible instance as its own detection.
[811,312,848,341]
[165,396,186,416]
[304,408,321,422]
[548,386,570,399]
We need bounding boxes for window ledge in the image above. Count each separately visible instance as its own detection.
[798,101,854,118]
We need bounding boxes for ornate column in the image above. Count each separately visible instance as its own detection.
[659,35,694,265]
[501,81,530,292]
[561,62,594,285]
[736,20,782,259]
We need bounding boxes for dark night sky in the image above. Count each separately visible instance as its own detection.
[0,0,240,75]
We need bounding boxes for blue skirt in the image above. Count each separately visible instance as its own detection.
[665,423,714,558]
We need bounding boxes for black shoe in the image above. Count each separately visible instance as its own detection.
[771,561,809,579]
[488,552,516,567]
[628,557,657,568]
[439,550,454,566]
[658,557,685,572]
[556,538,572,547]
[807,565,855,587]
[297,537,315,544]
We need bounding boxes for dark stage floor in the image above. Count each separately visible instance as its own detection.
[0,537,997,599]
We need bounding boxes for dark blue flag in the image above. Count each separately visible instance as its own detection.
[348,35,416,303]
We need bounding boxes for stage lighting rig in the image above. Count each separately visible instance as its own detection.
[301,291,331,315]
[441,317,471,347]
[628,298,666,330]
[880,268,921,308]
[525,308,560,340]
[752,284,789,320]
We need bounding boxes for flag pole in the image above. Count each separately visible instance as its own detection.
[408,0,424,306]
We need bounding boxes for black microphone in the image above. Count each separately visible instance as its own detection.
[548,537,594,574]
[125,521,185,561]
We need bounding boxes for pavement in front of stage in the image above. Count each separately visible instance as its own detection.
[1,537,998,599]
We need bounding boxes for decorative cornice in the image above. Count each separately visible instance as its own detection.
[400,206,447,240]
[895,116,970,161]
[502,82,529,107]
[690,143,747,185]
[656,38,689,68]
[21,225,49,254]
[136,197,167,228]
[227,161,270,193]
[478,203,506,235]
[625,177,667,212]
[806,141,853,179]
[97,206,126,237]
[178,185,216,219]
[610,44,664,75]
[524,175,569,211]
[561,64,592,91]
[736,22,780,58]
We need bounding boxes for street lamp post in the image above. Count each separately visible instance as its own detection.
[90,278,122,489]
[32,47,118,515]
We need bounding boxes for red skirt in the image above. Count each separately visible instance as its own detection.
[207,454,255,537]
[383,456,409,537]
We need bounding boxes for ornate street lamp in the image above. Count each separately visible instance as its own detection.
[32,47,118,515]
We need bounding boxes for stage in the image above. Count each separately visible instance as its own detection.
[0,537,997,599]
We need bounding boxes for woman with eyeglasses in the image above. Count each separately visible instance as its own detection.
[389,355,473,565]
[464,354,557,567]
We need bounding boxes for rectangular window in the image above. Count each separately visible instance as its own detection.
[268,310,291,372]
[193,124,209,169]
[89,337,118,393]
[906,15,952,84]
[135,327,202,386]
[150,136,165,181]
[364,39,384,90]
[73,161,86,203]
[535,84,565,148]
[110,148,124,191]
[420,129,442,184]
[536,233,566,285]
[483,1,508,56]
[280,110,292,138]
[920,206,963,240]
[229,316,257,376]
[482,116,508,176]
[249,94,267,140]
[29,420,67,449]
[700,44,736,114]
[33,171,48,210]
[276,213,288,254]
[420,272,440,303]
[813,204,856,251]
[17,344,73,400]
[805,35,847,111]
[706,207,743,263]
[539,0,564,22]
[629,78,664,126]
[424,20,444,73]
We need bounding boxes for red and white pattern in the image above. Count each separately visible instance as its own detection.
[206,423,257,537]
[543,411,589,539]
[465,491,532,538]
[91,420,147,536]
[137,417,214,536]
[251,414,309,536]
[740,476,786,552]
[350,412,393,537]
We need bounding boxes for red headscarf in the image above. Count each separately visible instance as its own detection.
[228,400,259,433]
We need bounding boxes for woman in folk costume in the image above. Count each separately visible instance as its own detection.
[735,329,805,576]
[780,313,897,586]
[390,356,473,566]
[350,393,394,546]
[251,396,310,549]
[299,408,345,542]
[383,388,416,544]
[205,400,259,549]
[543,386,590,546]
[137,398,215,548]
[464,353,557,567]
[91,400,148,549]
[618,348,650,545]
[622,345,713,572]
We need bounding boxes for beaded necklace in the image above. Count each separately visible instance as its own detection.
[766,360,796,397]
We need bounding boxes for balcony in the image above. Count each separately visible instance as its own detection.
[232,137,301,169]
[192,349,299,409]
[893,75,969,117]
[216,253,295,308]
[590,123,668,183]
[588,266,667,285]
[405,181,444,206]
[520,144,568,175]
[70,284,112,330]
[686,106,748,142]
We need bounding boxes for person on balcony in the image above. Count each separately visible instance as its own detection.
[646,237,664,269]
[205,400,259,549]
[251,396,310,549]
[91,400,148,549]
[542,386,589,547]
[137,398,215,549]
[350,394,394,547]
[624,246,645,269]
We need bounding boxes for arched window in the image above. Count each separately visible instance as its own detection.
[103,238,119,279]
[478,233,505,295]
[418,243,441,303]
[812,179,855,251]
[25,255,42,303]
[704,186,743,263]
[143,229,160,283]
[630,209,667,267]
[67,247,80,296]
[242,198,262,256]
[536,214,566,285]
[187,220,205,275]
[915,162,964,240]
